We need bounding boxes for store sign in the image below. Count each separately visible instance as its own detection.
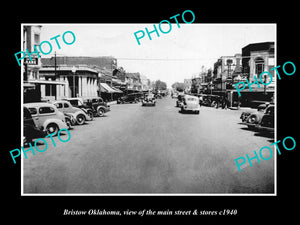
[24,57,38,65]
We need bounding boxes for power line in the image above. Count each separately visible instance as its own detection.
[42,54,275,61]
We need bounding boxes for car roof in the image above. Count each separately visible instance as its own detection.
[51,100,70,104]
[63,97,83,100]
[24,102,57,108]
[184,95,198,99]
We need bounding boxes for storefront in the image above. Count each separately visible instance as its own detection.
[39,65,99,100]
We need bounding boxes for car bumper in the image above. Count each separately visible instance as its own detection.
[255,124,274,132]
[182,106,200,111]
[142,101,155,106]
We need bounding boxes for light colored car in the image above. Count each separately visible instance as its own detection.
[142,93,156,106]
[180,95,200,114]
[24,102,68,135]
[52,100,92,125]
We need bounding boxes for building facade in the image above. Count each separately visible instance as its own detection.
[242,42,275,84]
[39,65,99,100]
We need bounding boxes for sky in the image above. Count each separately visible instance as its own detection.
[35,24,276,87]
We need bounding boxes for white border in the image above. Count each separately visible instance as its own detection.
[21,23,277,196]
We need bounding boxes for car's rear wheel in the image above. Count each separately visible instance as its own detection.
[76,114,86,125]
[46,123,59,135]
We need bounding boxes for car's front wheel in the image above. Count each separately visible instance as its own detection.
[46,123,59,135]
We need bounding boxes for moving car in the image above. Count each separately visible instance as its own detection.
[142,93,156,106]
[23,106,47,144]
[24,102,68,135]
[180,95,200,114]
[52,100,92,125]
[172,92,178,99]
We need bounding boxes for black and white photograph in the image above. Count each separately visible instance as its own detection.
[20,23,276,195]
[4,4,298,224]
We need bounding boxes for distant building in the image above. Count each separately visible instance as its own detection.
[125,72,142,91]
[140,74,150,91]
[184,79,192,93]
[213,54,242,90]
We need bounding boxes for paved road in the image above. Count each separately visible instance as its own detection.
[23,97,274,194]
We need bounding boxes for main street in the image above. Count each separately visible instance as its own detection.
[23,96,274,194]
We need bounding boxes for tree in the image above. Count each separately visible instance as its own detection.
[154,80,167,91]
[171,82,186,92]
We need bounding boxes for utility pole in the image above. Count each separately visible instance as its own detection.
[54,51,57,100]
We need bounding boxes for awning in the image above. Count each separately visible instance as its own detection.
[23,82,36,88]
[99,83,118,93]
[111,86,123,93]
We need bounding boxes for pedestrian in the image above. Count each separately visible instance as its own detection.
[215,96,219,109]
[222,96,227,109]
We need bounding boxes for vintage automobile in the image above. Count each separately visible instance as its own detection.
[242,104,274,130]
[200,94,221,107]
[83,97,110,117]
[117,93,139,104]
[24,102,68,135]
[23,106,47,144]
[142,93,156,106]
[180,95,200,114]
[62,97,94,119]
[240,102,273,122]
[64,112,76,129]
[172,92,178,99]
[176,93,185,107]
[52,100,92,125]
[255,105,274,132]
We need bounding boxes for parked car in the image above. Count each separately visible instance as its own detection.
[240,102,272,122]
[83,97,110,117]
[256,105,274,132]
[201,94,220,107]
[52,100,92,125]
[24,102,68,135]
[23,106,47,144]
[180,95,200,114]
[241,104,274,130]
[176,93,185,107]
[142,93,156,106]
[117,93,139,104]
[64,112,76,129]
[63,97,94,119]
